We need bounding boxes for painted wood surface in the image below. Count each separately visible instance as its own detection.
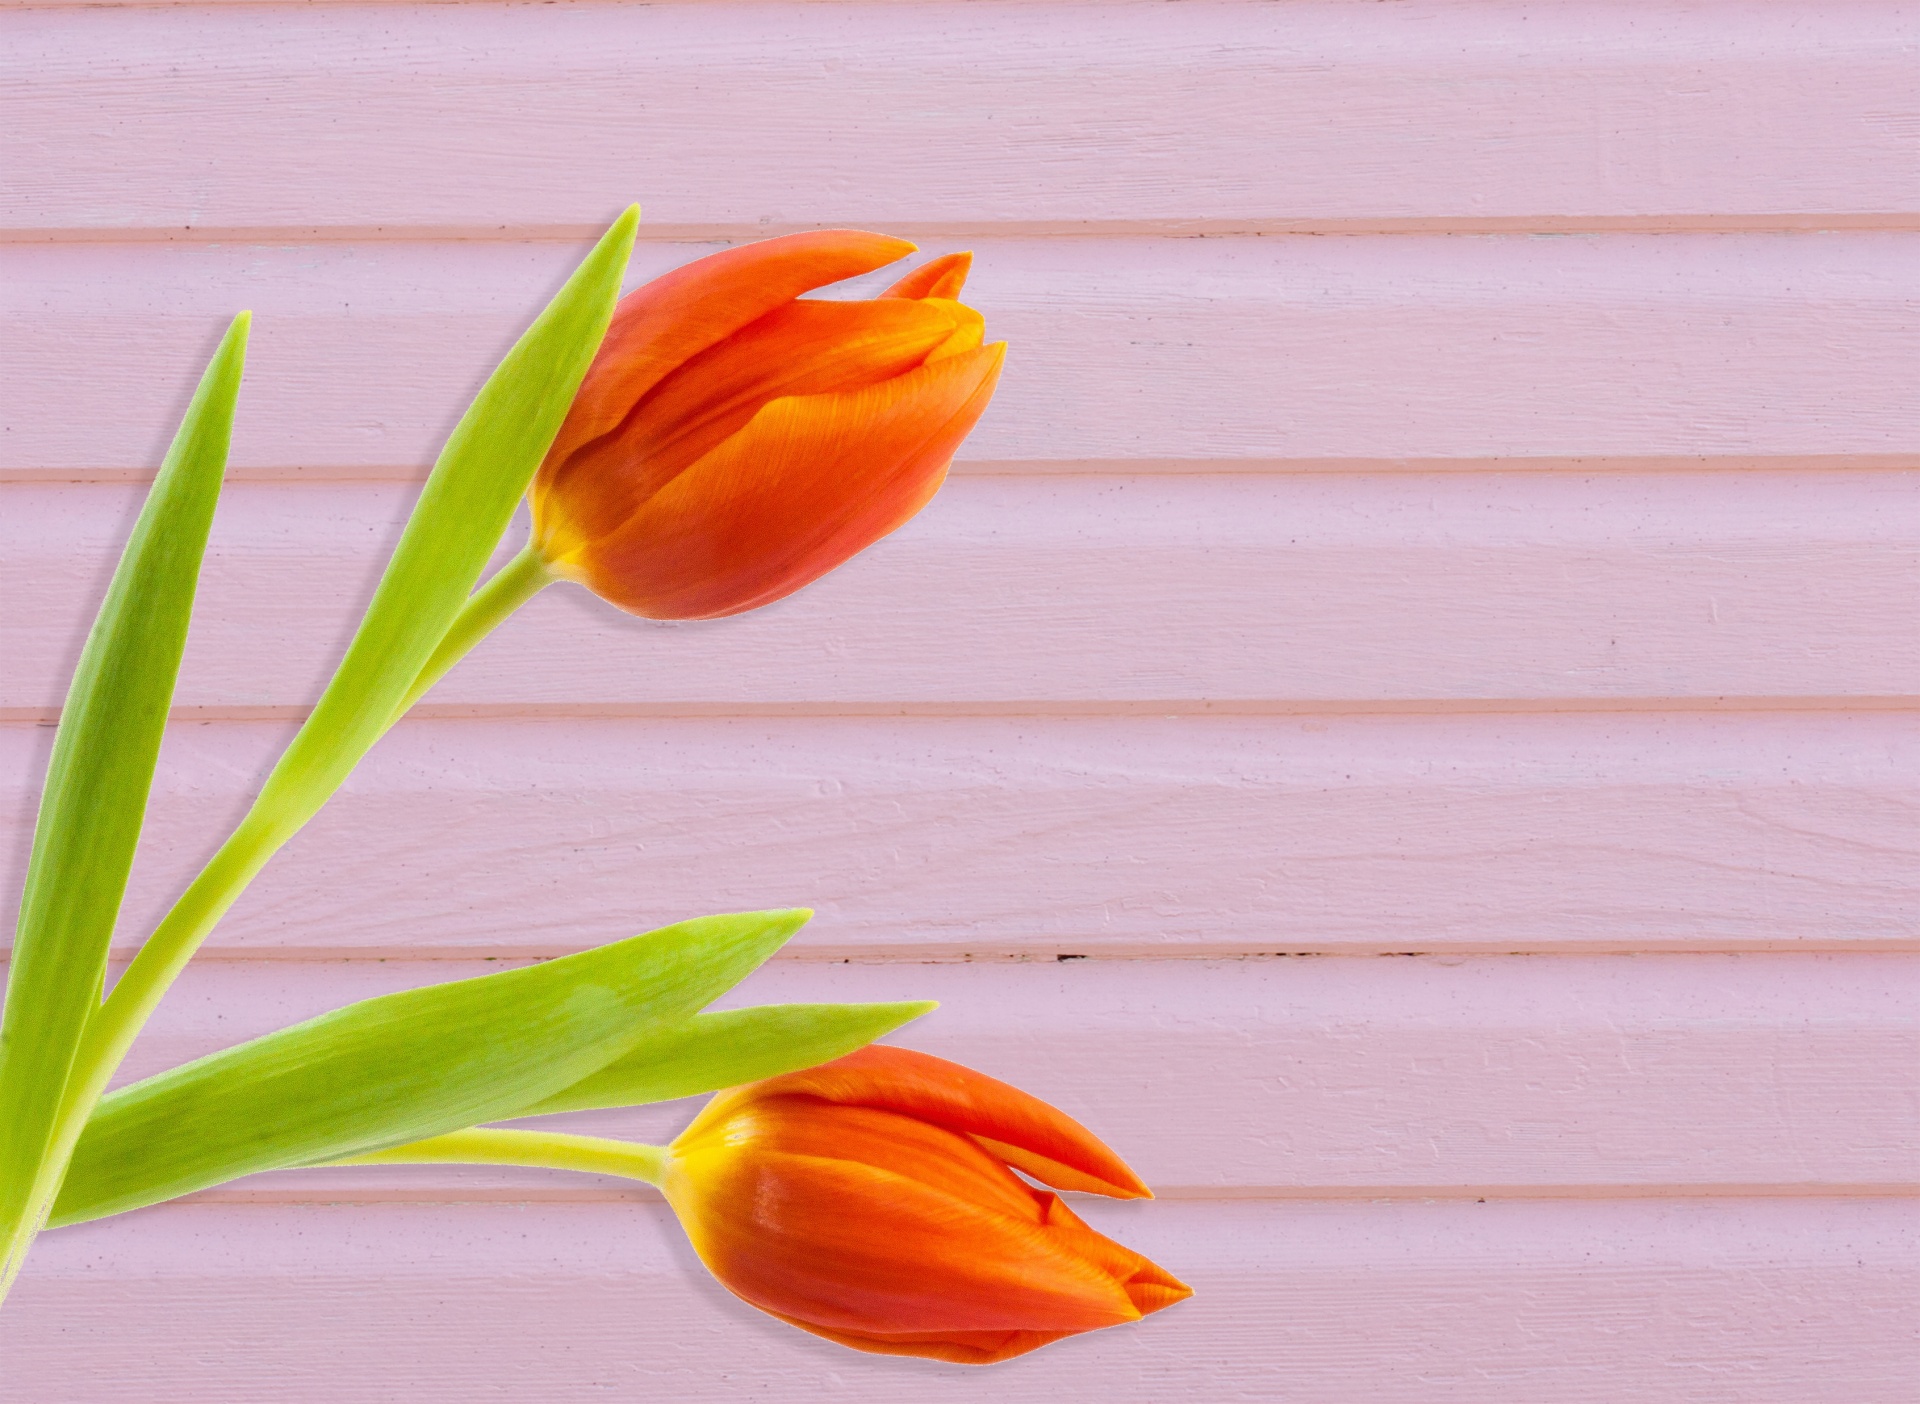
[3,0,1916,1397]
[6,1199,1920,1403]
[6,1,1919,235]
[7,475,1918,712]
[8,236,1920,473]
[4,715,1914,956]
[92,957,1920,1193]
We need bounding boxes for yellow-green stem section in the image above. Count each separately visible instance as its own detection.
[332,1128,668,1186]
[27,550,558,1265]
[392,546,554,723]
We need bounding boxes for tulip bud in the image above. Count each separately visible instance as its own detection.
[530,232,1006,620]
[659,1045,1191,1364]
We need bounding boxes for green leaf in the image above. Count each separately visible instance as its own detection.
[0,315,248,1273]
[251,206,638,838]
[67,209,643,1139]
[50,907,806,1228]
[515,1001,937,1117]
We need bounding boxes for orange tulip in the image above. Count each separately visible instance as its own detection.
[530,231,1005,620]
[659,1045,1192,1364]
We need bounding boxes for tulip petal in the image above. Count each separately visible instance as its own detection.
[918,298,987,364]
[757,1192,1189,1362]
[537,298,972,551]
[883,251,973,301]
[693,1044,1152,1200]
[683,1099,1045,1224]
[667,1148,1142,1337]
[541,230,917,475]
[631,298,973,479]
[557,343,1004,619]
[1035,1192,1195,1317]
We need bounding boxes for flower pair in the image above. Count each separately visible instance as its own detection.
[520,237,1187,1363]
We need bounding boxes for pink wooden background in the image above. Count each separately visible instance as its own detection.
[3,1,1918,1398]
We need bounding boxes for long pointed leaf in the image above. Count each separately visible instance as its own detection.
[0,315,248,1271]
[515,1001,936,1118]
[257,206,637,836]
[51,907,805,1228]
[79,208,642,1114]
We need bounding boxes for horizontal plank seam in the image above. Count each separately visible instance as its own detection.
[163,1182,1920,1211]
[4,698,1915,727]
[11,941,1919,963]
[8,216,1920,243]
[8,455,1918,485]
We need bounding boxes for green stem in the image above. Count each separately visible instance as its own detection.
[9,812,289,1303]
[32,549,559,1256]
[331,1128,669,1186]
[390,545,555,724]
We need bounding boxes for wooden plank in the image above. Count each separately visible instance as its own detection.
[9,3,1914,1396]
[5,2,1917,236]
[49,956,1918,1192]
[2,713,1912,957]
[5,473,1915,713]
[5,1198,1917,1401]
[6,236,1920,474]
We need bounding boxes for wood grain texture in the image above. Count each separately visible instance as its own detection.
[6,235,1920,474]
[6,473,1916,714]
[5,1,1918,236]
[6,1198,1918,1402]
[3,714,1912,957]
[69,956,1920,1194]
[6,0,1917,1392]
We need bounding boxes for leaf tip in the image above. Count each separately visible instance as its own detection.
[211,311,251,368]
[738,906,814,955]
[601,205,641,264]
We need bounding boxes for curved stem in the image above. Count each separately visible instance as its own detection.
[39,548,561,1245]
[39,809,290,1253]
[391,545,555,723]
[331,1128,669,1187]
[80,548,557,1090]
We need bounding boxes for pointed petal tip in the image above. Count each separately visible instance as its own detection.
[881,250,974,300]
[1104,1171,1155,1200]
[1131,1282,1194,1317]
[805,228,916,262]
[953,339,1007,384]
